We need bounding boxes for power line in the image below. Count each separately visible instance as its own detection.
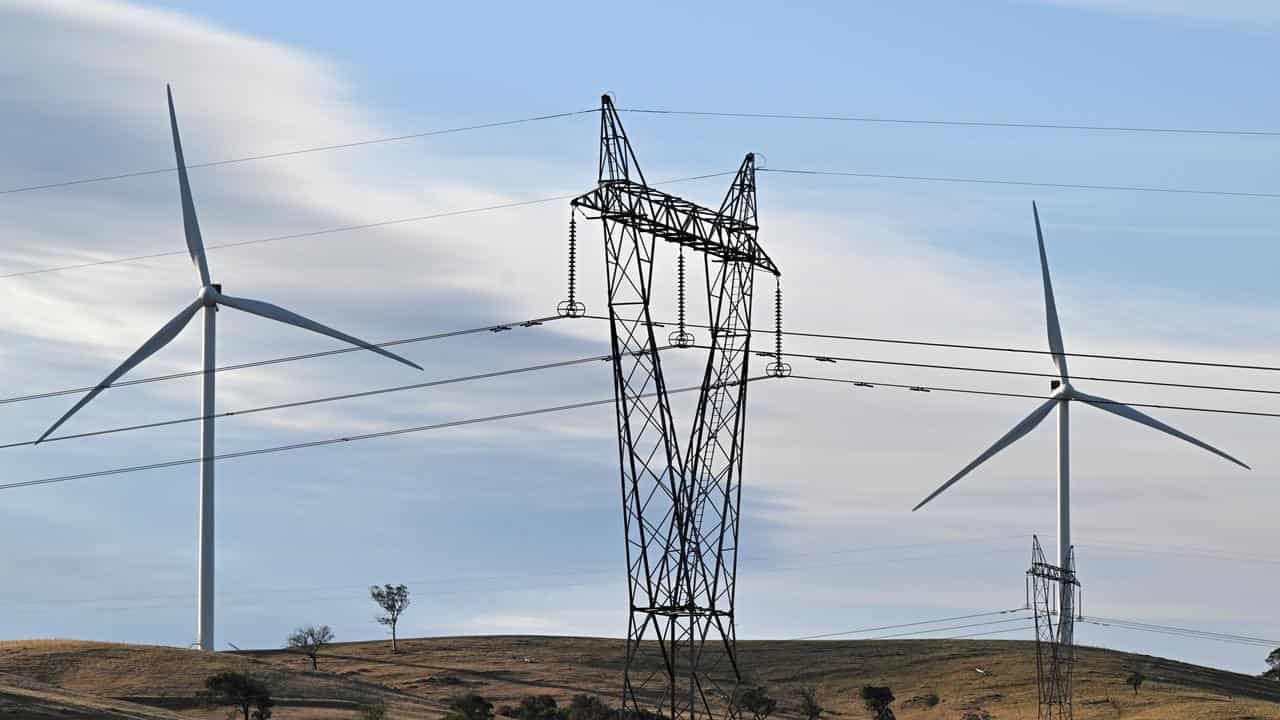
[868,615,1035,641]
[791,608,1028,640]
[5,536,1026,612]
[0,109,597,196]
[760,342,1280,400]
[941,624,1038,641]
[0,173,734,280]
[791,374,1280,419]
[761,167,1280,200]
[0,315,562,406]
[1081,615,1280,648]
[0,377,766,492]
[619,107,1280,138]
[0,352,615,450]
[10,104,1275,199]
[596,315,1280,375]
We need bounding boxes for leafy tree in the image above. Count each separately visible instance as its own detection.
[797,687,824,720]
[566,694,613,720]
[1126,668,1145,695]
[447,692,495,720]
[734,685,777,720]
[286,624,334,671]
[1266,648,1280,679]
[204,672,273,720]
[859,685,895,720]
[360,701,389,720]
[370,583,411,652]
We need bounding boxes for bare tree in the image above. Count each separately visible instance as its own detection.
[1126,668,1145,695]
[370,583,411,652]
[287,624,334,670]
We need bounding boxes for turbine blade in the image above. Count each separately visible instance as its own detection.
[913,397,1058,511]
[168,85,211,287]
[1034,202,1068,381]
[215,292,423,371]
[1073,389,1250,470]
[37,299,203,443]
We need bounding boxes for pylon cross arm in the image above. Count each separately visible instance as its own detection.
[572,181,778,276]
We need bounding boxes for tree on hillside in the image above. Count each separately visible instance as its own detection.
[287,624,334,670]
[370,583,411,653]
[446,693,495,720]
[566,694,613,720]
[1126,668,1145,695]
[859,685,895,720]
[734,685,777,720]
[204,672,274,720]
[1266,647,1280,679]
[508,695,560,720]
[797,687,824,720]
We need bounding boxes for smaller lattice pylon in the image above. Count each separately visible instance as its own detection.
[557,213,586,318]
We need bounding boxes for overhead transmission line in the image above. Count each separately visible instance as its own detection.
[0,109,598,196]
[3,535,1028,612]
[7,313,1280,417]
[0,172,735,280]
[750,346,1280,399]
[0,314,562,406]
[791,608,1029,640]
[0,377,767,493]
[617,107,1280,138]
[4,167,1272,282]
[6,105,1277,198]
[610,314,1280,376]
[1081,615,1280,648]
[0,352,617,450]
[790,374,1280,419]
[759,167,1280,200]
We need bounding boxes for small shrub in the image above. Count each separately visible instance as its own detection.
[859,686,895,720]
[448,693,495,720]
[734,686,777,720]
[360,702,389,720]
[566,694,613,720]
[797,687,824,720]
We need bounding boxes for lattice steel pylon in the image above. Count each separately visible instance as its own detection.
[1026,535,1082,720]
[570,95,779,720]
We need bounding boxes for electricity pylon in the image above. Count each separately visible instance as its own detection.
[570,95,779,720]
[1027,535,1082,720]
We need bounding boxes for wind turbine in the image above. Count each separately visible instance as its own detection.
[37,86,423,651]
[912,202,1248,572]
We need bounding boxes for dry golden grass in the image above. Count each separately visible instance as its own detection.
[0,635,1277,719]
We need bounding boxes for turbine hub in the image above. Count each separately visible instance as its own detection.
[198,284,221,305]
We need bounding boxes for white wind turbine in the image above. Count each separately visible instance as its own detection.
[37,86,423,651]
[912,202,1248,572]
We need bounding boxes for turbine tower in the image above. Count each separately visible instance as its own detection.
[36,86,423,651]
[912,201,1248,568]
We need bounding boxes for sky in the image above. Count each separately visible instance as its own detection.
[0,0,1278,677]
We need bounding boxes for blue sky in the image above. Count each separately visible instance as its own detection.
[1,0,1278,676]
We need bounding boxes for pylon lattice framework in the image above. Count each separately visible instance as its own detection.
[570,95,779,720]
[1026,535,1082,720]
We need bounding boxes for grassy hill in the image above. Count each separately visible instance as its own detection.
[0,636,1277,719]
